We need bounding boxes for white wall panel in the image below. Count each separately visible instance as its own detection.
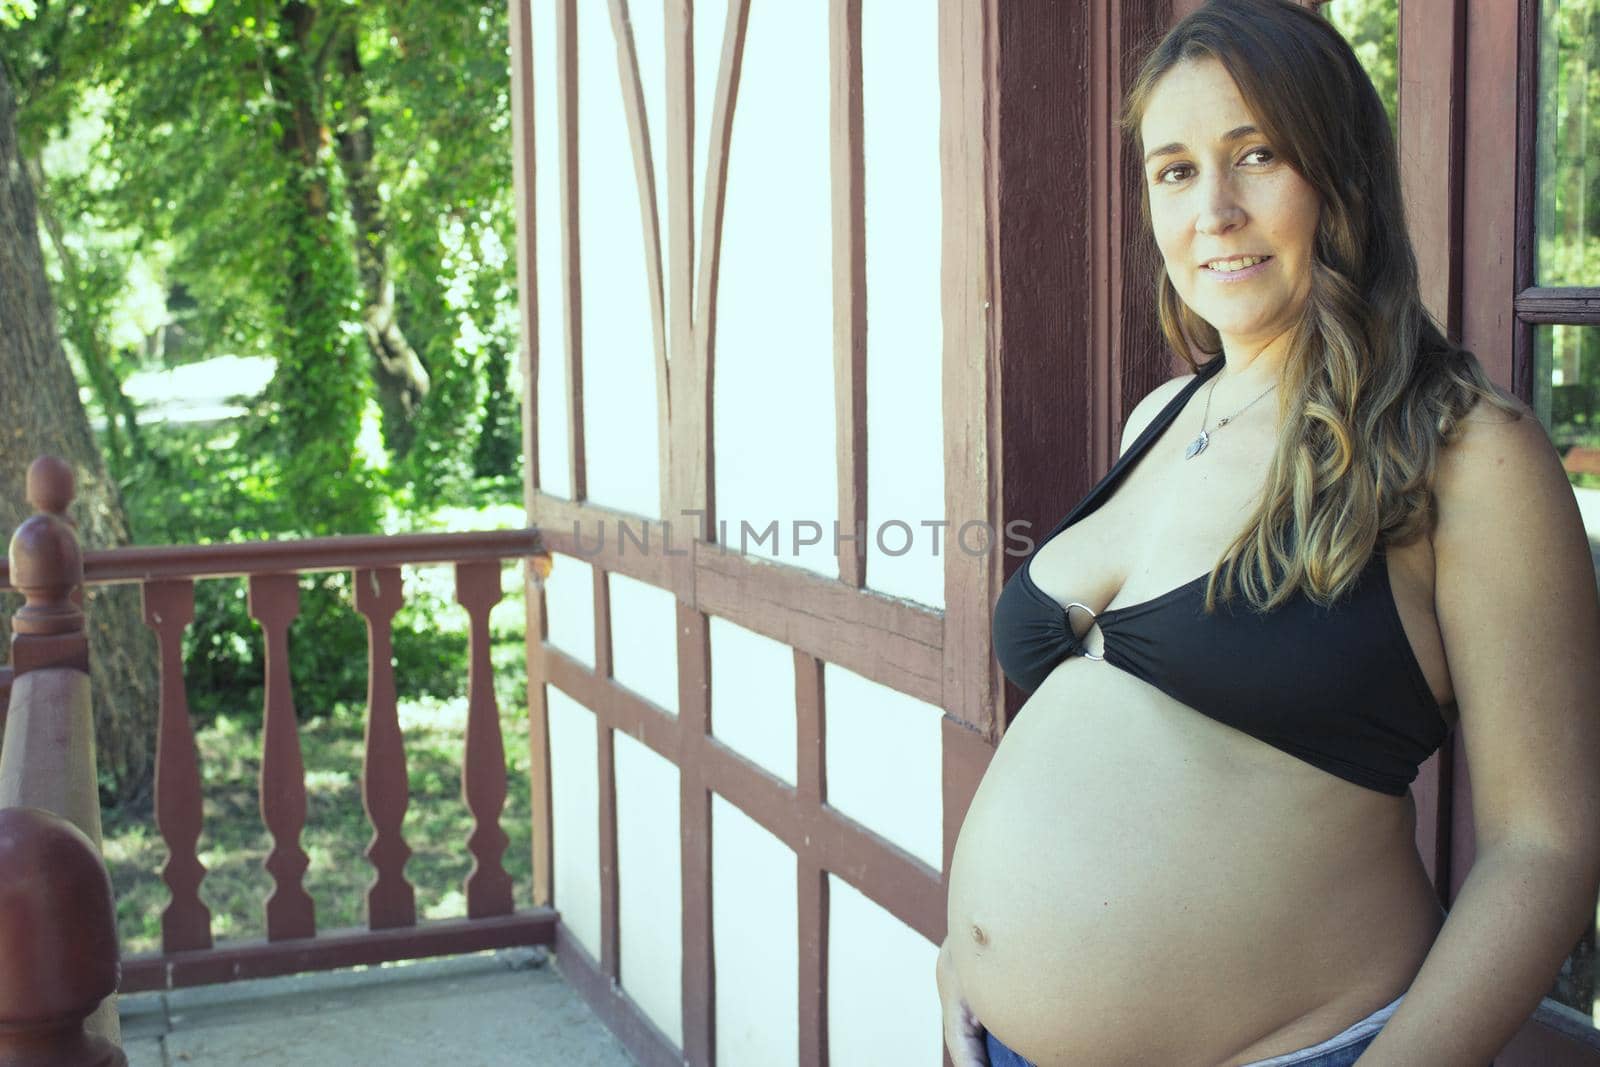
[822,663,942,869]
[577,0,662,518]
[827,875,941,1067]
[691,0,730,313]
[542,554,596,668]
[609,571,679,714]
[711,2,838,580]
[709,616,797,785]
[548,687,600,959]
[615,732,684,1047]
[712,795,799,1067]
[532,0,571,499]
[862,0,945,608]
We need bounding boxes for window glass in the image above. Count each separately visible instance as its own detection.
[1323,0,1398,135]
[1535,0,1600,287]
[1532,323,1600,1021]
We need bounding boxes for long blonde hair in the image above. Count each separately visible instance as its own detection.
[1119,0,1520,612]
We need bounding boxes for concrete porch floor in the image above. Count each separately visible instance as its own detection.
[117,947,639,1067]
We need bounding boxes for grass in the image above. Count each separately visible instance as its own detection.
[99,565,537,956]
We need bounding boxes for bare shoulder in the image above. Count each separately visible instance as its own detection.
[1118,372,1198,456]
[1433,387,1564,524]
[1431,384,1592,619]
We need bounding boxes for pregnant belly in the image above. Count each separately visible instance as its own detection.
[945,660,1440,1067]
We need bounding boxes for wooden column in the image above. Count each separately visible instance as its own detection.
[509,0,556,917]
[975,0,1174,738]
[0,457,100,840]
[1398,0,1469,905]
[0,455,123,1059]
[0,807,125,1067]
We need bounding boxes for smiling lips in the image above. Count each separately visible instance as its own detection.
[1202,254,1272,274]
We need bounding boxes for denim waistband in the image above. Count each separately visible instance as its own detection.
[1238,991,1406,1067]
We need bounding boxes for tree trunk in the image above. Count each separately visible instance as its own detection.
[0,57,158,810]
[26,155,148,479]
[333,23,430,458]
[260,1,377,536]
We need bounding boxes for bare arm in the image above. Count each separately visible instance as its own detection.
[1355,401,1600,1065]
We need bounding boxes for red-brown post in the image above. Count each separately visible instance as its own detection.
[0,456,97,833]
[0,456,123,1057]
[0,807,126,1067]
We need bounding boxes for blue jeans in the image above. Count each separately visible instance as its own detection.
[983,991,1402,1067]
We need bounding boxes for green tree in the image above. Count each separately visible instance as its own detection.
[1324,0,1398,135]
[7,0,526,517]
[362,2,520,500]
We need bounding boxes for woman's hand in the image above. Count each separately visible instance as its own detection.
[937,937,989,1066]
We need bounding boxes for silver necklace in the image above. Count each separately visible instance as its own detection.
[1184,375,1278,459]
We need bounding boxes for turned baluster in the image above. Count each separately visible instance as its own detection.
[142,579,213,952]
[353,566,416,929]
[457,560,513,917]
[248,573,315,940]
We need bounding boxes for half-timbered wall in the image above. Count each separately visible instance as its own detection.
[513,1,1006,1063]
[513,0,1600,1064]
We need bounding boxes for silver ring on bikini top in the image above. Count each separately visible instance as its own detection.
[1064,602,1105,661]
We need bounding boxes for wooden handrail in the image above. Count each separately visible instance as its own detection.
[0,454,560,999]
[0,456,124,1061]
[0,527,547,590]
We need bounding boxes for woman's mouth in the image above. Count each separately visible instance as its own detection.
[1202,255,1272,281]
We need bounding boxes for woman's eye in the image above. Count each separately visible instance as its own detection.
[1156,147,1275,184]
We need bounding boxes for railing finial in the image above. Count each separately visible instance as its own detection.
[0,806,125,1067]
[26,455,75,518]
[9,456,86,674]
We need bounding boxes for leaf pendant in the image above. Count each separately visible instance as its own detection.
[1184,431,1209,459]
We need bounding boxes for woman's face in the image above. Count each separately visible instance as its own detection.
[1139,57,1321,357]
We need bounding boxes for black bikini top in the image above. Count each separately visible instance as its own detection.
[991,357,1450,796]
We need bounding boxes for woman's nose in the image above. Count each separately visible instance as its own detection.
[1195,176,1246,236]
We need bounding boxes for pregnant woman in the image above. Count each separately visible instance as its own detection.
[938,1,1600,1065]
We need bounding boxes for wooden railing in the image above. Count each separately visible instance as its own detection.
[0,455,557,998]
[0,456,126,1065]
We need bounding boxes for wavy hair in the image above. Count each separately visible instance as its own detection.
[1118,0,1519,613]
